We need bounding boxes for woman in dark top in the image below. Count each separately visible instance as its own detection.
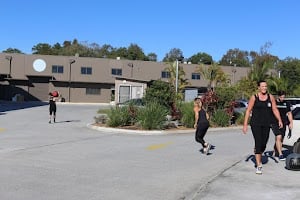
[49,92,57,123]
[243,80,282,175]
[194,98,211,155]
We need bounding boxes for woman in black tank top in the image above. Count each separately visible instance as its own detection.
[194,98,211,155]
[242,80,282,175]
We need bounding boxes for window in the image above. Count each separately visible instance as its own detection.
[52,65,64,73]
[112,68,122,76]
[192,73,200,80]
[161,71,170,78]
[81,67,92,75]
[86,88,100,95]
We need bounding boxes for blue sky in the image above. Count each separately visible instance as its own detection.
[1,0,299,61]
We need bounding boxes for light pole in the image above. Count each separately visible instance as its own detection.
[128,63,133,77]
[5,55,12,78]
[69,59,75,102]
[232,64,237,84]
[175,59,179,93]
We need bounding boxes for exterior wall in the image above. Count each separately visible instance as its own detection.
[115,79,147,103]
[0,53,251,103]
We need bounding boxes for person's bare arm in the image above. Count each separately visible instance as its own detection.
[270,95,283,128]
[194,107,199,129]
[287,111,293,129]
[243,95,255,134]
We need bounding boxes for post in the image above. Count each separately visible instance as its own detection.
[69,59,75,102]
[5,55,12,78]
[175,59,179,94]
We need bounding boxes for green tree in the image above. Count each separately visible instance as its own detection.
[235,77,257,99]
[276,57,300,95]
[188,52,213,64]
[32,43,53,55]
[127,43,147,60]
[165,61,190,100]
[147,52,157,61]
[250,42,279,68]
[162,48,184,62]
[196,63,229,90]
[144,80,176,109]
[2,48,23,54]
[219,48,250,67]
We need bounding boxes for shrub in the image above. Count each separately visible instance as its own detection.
[136,101,169,130]
[210,109,231,127]
[178,101,195,128]
[235,112,245,125]
[106,106,132,127]
[94,114,108,124]
[144,80,175,109]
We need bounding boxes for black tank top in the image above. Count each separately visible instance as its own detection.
[250,94,272,126]
[197,109,209,124]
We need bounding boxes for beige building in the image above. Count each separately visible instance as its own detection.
[0,53,250,103]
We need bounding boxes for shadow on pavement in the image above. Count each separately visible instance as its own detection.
[0,101,48,114]
[54,120,81,123]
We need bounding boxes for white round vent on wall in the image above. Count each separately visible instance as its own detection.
[33,59,46,72]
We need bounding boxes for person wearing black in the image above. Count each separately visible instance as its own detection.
[243,80,283,175]
[270,91,293,160]
[49,92,57,123]
[194,98,211,155]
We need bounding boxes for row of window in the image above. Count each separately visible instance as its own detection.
[52,66,201,80]
[52,65,93,75]
[161,71,201,80]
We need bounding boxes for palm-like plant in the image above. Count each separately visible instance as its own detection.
[196,63,229,90]
[165,61,190,100]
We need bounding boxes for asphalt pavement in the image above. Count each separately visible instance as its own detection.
[0,101,299,200]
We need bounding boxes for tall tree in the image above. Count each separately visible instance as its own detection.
[147,52,157,62]
[127,43,147,60]
[188,52,213,64]
[250,42,279,68]
[196,63,228,90]
[219,48,250,67]
[162,48,184,62]
[276,57,300,95]
[2,48,23,54]
[32,43,53,55]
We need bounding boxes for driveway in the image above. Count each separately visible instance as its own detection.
[0,103,299,200]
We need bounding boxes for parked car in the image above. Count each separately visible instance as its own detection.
[283,107,300,147]
[116,98,145,108]
[284,97,300,111]
[233,99,248,114]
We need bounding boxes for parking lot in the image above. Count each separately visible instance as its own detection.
[0,102,299,200]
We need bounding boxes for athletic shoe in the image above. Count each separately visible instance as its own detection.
[256,166,262,175]
[49,120,51,124]
[279,155,285,161]
[206,143,211,155]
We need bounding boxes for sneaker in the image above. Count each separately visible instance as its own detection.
[256,166,262,175]
[279,155,285,161]
[49,120,51,124]
[206,143,211,155]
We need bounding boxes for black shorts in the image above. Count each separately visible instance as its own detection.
[49,104,56,115]
[270,123,286,137]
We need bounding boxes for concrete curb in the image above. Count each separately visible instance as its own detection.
[87,123,243,135]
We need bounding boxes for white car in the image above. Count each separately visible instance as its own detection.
[283,107,300,147]
[284,97,300,111]
[233,99,248,114]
